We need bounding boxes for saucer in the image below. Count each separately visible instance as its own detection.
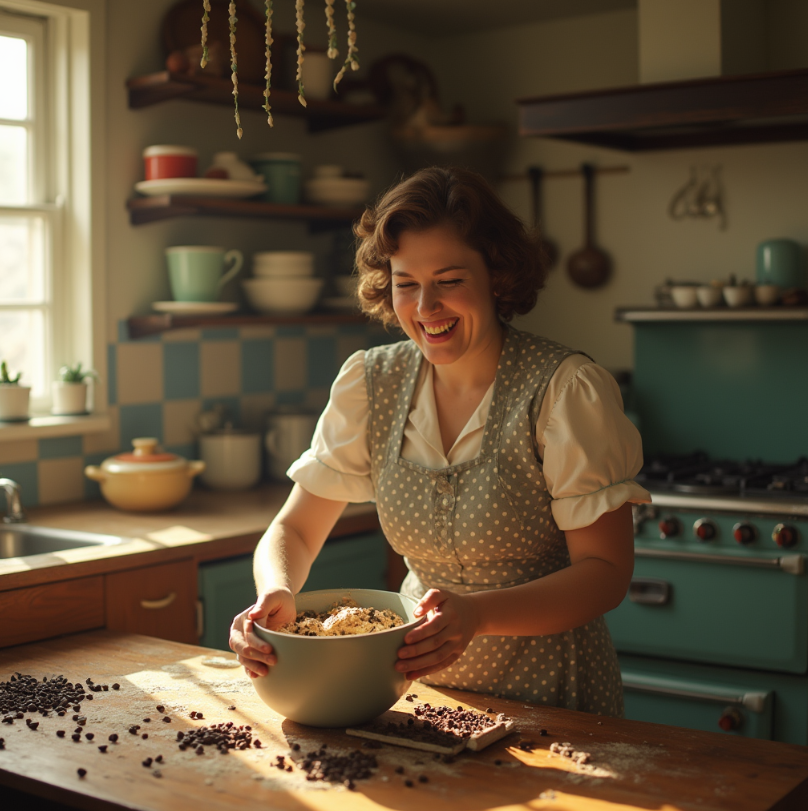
[135,178,267,198]
[152,301,239,315]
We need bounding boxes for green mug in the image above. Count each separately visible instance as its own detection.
[166,246,243,302]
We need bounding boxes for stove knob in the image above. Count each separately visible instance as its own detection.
[718,707,743,732]
[658,517,681,539]
[733,522,757,545]
[772,523,798,549]
[693,518,717,542]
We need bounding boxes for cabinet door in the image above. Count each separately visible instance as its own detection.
[0,577,104,648]
[197,555,254,651]
[303,531,388,592]
[105,559,197,644]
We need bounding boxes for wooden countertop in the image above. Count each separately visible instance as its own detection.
[1,631,807,811]
[0,485,380,592]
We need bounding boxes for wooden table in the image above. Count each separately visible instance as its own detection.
[1,631,807,811]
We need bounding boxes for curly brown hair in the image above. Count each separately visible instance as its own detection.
[353,166,548,329]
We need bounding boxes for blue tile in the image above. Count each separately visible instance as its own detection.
[201,397,241,426]
[164,342,200,400]
[119,403,164,451]
[107,343,117,406]
[201,328,240,341]
[307,335,338,388]
[39,436,83,459]
[0,461,39,508]
[276,325,306,338]
[165,442,197,461]
[241,339,274,394]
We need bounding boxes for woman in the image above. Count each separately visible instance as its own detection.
[230,166,651,716]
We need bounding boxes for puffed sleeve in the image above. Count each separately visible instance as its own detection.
[541,361,651,531]
[286,350,375,503]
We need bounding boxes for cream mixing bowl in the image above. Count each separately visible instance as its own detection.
[251,588,423,727]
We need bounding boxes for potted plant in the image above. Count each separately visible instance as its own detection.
[0,361,31,421]
[52,362,98,416]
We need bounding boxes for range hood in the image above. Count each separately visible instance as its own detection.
[517,67,808,151]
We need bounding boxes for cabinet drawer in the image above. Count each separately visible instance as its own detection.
[606,554,808,673]
[0,577,104,647]
[106,560,197,644]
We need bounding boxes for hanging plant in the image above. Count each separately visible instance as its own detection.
[199,0,359,136]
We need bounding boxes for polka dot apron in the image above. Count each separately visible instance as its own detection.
[365,326,623,717]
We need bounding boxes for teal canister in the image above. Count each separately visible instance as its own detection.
[249,153,301,204]
[756,239,806,289]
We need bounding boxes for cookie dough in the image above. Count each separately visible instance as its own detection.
[277,598,405,637]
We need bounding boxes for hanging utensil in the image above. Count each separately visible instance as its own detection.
[527,165,558,271]
[566,163,611,289]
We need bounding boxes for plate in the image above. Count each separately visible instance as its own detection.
[152,301,239,315]
[135,178,267,198]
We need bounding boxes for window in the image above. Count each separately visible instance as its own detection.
[0,0,104,419]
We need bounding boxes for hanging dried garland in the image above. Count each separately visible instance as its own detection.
[200,0,360,138]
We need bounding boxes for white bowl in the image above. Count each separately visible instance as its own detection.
[253,264,314,278]
[242,277,324,314]
[670,286,699,308]
[253,251,314,270]
[304,177,370,207]
[754,284,781,306]
[723,285,753,307]
[696,285,723,307]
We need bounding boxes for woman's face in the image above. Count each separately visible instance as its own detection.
[390,225,501,368]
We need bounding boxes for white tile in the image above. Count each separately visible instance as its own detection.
[0,439,38,463]
[82,406,120,455]
[274,337,307,391]
[117,343,164,404]
[200,341,241,397]
[38,457,86,505]
[239,394,275,432]
[163,399,202,447]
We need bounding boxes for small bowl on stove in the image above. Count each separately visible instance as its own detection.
[251,588,423,727]
[670,285,699,309]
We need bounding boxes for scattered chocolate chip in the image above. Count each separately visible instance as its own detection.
[56,730,66,738]
[404,779,414,787]
[196,712,204,719]
[142,733,149,740]
[155,705,164,713]
[162,716,171,723]
[85,733,94,741]
[189,711,196,719]
[291,742,300,751]
[196,746,204,755]
[142,718,151,723]
[227,705,236,711]
[27,721,39,731]
[395,766,404,774]
[153,770,162,778]
[98,745,107,753]
[142,758,152,768]
[109,734,118,743]
[112,684,120,690]
[71,734,81,742]
[539,729,548,736]
[418,775,428,783]
[155,755,163,763]
[77,768,87,778]
[494,759,502,765]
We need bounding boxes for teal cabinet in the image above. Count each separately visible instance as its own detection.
[197,530,388,650]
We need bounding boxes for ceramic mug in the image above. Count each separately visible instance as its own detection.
[756,239,806,289]
[249,153,301,204]
[199,430,262,491]
[166,246,243,302]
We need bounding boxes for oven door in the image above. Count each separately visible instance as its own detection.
[606,550,808,673]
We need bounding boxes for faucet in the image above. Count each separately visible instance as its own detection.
[0,478,26,523]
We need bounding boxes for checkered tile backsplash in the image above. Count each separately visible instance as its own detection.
[2,321,394,508]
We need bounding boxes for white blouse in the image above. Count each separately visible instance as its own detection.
[288,350,652,531]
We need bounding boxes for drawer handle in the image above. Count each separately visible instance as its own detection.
[635,548,805,575]
[629,577,671,605]
[140,592,177,610]
[622,673,769,713]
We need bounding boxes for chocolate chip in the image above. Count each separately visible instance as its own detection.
[404,779,414,787]
[98,745,107,753]
[156,705,164,713]
[155,755,163,763]
[162,716,171,723]
[142,733,148,739]
[112,684,120,690]
[227,705,236,710]
[494,759,502,765]
[85,733,94,741]
[72,734,81,742]
[540,729,548,736]
[142,718,151,723]
[77,768,87,778]
[142,758,152,767]
[292,742,300,750]
[395,766,404,774]
[418,775,428,783]
[56,730,65,737]
[109,734,118,743]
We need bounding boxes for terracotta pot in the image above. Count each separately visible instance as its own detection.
[84,437,204,512]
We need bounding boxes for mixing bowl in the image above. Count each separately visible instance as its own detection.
[251,588,422,727]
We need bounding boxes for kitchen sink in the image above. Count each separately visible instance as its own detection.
[0,525,127,559]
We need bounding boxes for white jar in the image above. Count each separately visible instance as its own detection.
[200,429,262,490]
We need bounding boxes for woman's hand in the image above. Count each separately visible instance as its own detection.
[229,588,297,678]
[395,589,480,680]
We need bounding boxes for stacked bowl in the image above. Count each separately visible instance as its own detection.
[242,251,324,315]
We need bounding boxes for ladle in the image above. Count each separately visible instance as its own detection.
[527,166,558,271]
[566,163,611,289]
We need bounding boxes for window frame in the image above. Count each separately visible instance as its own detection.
[0,0,106,428]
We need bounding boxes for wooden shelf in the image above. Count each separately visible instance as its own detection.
[126,71,386,133]
[126,194,364,227]
[517,68,808,151]
[127,310,368,339]
[615,306,808,323]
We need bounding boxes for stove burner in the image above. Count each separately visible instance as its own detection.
[638,455,808,501]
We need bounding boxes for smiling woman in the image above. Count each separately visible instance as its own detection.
[229,166,651,720]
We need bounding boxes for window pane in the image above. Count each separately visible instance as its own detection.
[0,216,45,301]
[0,34,27,120]
[0,124,27,203]
[0,309,45,395]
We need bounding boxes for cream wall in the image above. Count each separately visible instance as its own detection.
[104,0,430,338]
[426,6,808,372]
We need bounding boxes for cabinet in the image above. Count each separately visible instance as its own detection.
[106,559,198,645]
[197,530,389,650]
